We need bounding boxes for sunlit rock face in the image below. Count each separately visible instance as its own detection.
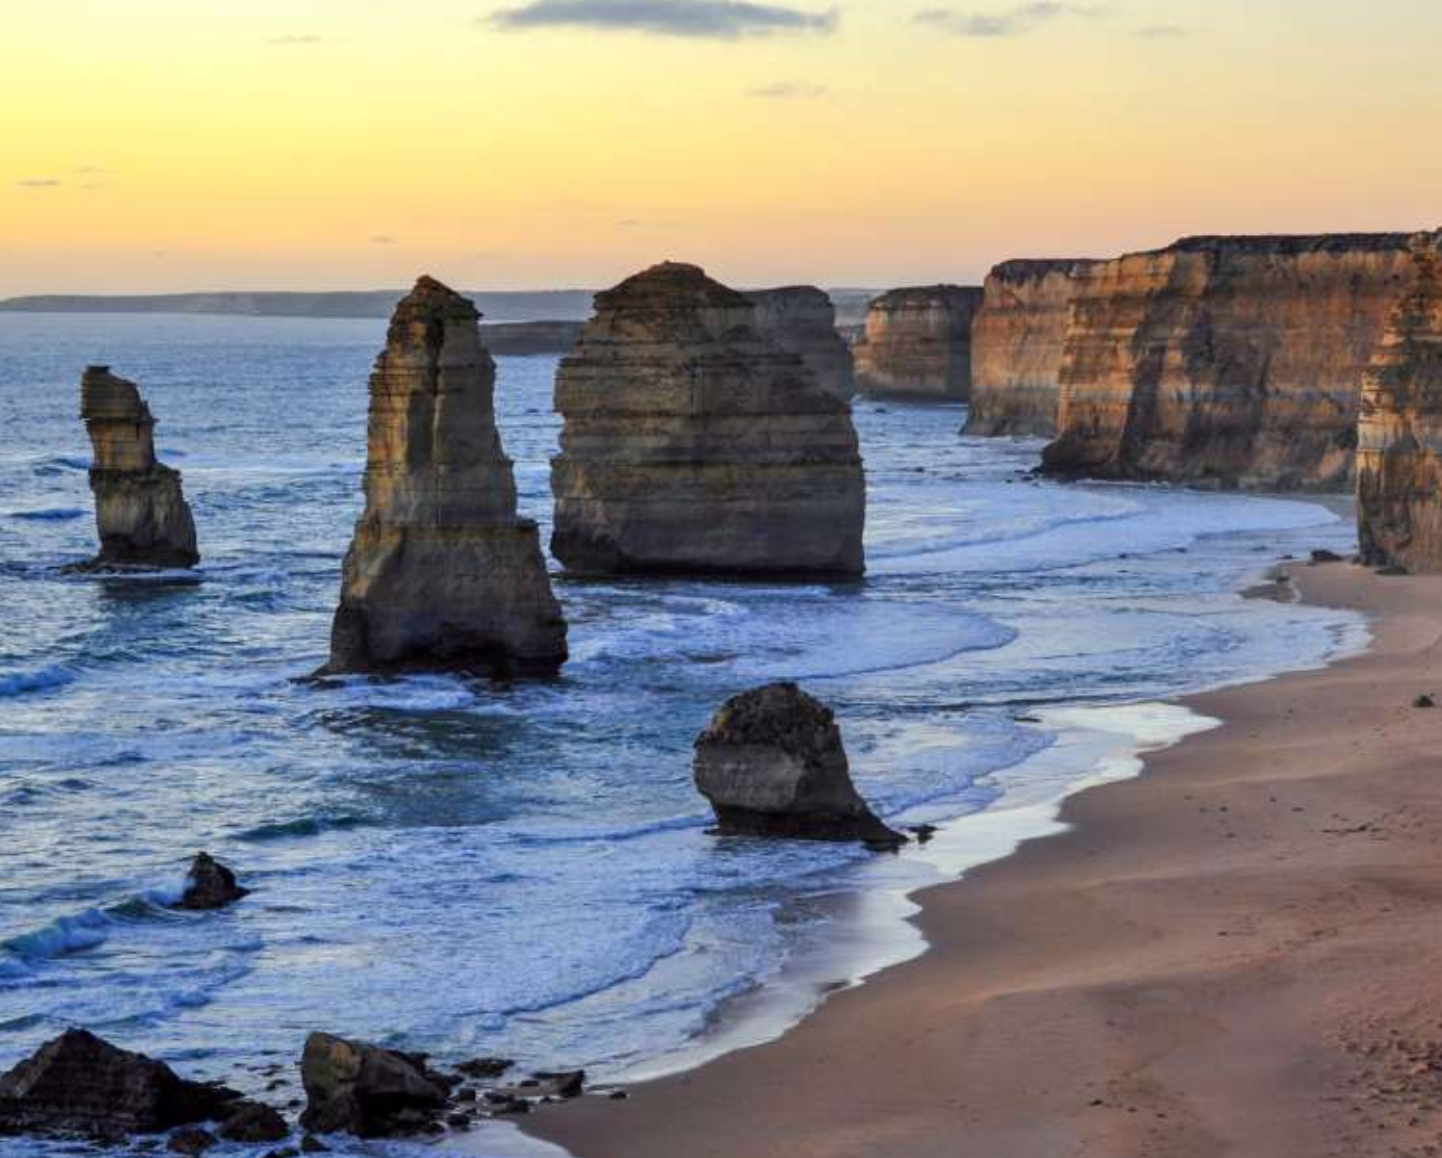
[1357,232,1442,570]
[79,365,199,569]
[1040,234,1417,490]
[746,285,855,400]
[325,276,567,676]
[550,261,865,576]
[852,285,983,401]
[964,259,1101,437]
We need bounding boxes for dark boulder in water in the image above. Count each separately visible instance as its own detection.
[693,682,905,847]
[0,1028,240,1139]
[217,1099,289,1143]
[298,1032,448,1137]
[175,851,249,910]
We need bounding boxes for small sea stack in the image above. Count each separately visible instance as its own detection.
[78,366,198,570]
[693,682,904,847]
[323,276,567,677]
[746,285,855,400]
[174,851,249,910]
[852,285,983,401]
[1357,232,1442,570]
[550,261,865,576]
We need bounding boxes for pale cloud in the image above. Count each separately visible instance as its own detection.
[489,0,839,39]
[914,3,1099,37]
[747,80,829,99]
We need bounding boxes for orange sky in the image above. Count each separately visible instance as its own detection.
[2,0,1438,295]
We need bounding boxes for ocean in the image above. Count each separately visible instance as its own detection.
[0,312,1364,1156]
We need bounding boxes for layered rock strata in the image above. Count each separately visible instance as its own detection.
[852,285,983,400]
[325,276,567,676]
[1357,233,1442,570]
[79,366,198,569]
[1041,234,1418,490]
[964,259,1100,437]
[550,262,865,576]
[746,286,855,399]
[694,682,904,846]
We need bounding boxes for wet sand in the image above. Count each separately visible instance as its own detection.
[524,562,1442,1158]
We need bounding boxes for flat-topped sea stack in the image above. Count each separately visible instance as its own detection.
[550,262,865,576]
[852,285,983,401]
[324,276,567,677]
[964,259,1101,437]
[1041,233,1418,490]
[78,366,198,569]
[1357,232,1442,570]
[746,286,855,400]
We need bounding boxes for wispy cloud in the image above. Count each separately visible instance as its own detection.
[1135,23,1188,38]
[16,178,62,189]
[75,165,105,175]
[265,34,331,47]
[616,217,685,228]
[369,235,397,245]
[747,80,829,99]
[914,3,1098,37]
[488,0,839,39]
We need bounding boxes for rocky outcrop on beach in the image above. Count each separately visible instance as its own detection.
[324,276,567,677]
[550,262,865,576]
[0,1029,240,1139]
[299,1033,449,1137]
[174,852,249,911]
[78,366,198,569]
[852,285,983,400]
[746,286,855,399]
[1040,234,1418,490]
[694,682,904,846]
[1357,232,1442,570]
[965,259,1100,437]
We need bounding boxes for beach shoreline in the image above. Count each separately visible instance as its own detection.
[520,560,1442,1158]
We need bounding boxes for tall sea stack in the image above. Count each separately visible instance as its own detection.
[324,276,567,676]
[550,262,865,576]
[1357,232,1442,570]
[746,286,855,400]
[852,285,983,401]
[79,366,198,569]
[1040,234,1417,490]
[964,259,1100,437]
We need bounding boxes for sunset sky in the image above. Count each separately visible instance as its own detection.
[2,0,1438,295]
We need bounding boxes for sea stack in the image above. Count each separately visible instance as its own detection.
[964,259,1101,437]
[79,366,198,569]
[324,276,567,677]
[1040,234,1417,490]
[550,262,865,576]
[746,285,855,400]
[693,682,904,846]
[1357,232,1442,570]
[852,285,983,401]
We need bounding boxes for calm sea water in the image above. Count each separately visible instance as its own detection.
[0,313,1361,1155]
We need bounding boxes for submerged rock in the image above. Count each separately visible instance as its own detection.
[746,285,855,400]
[852,285,983,401]
[298,1032,448,1138]
[551,262,865,576]
[78,365,199,569]
[218,1100,289,1143]
[0,1029,240,1139]
[323,276,567,677]
[174,851,249,910]
[693,682,904,846]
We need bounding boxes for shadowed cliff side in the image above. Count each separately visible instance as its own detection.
[1040,233,1418,490]
[746,286,855,400]
[1357,232,1442,570]
[323,276,567,677]
[853,285,983,401]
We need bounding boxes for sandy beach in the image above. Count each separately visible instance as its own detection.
[526,561,1442,1158]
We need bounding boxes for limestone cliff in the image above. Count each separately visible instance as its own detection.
[965,259,1100,437]
[325,276,567,676]
[1356,233,1442,570]
[79,366,198,569]
[1041,234,1417,490]
[852,285,983,401]
[746,286,855,400]
[550,262,865,576]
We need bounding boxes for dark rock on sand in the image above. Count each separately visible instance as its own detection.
[1414,694,1436,709]
[299,1032,447,1138]
[456,1057,513,1080]
[694,682,904,847]
[174,852,249,910]
[1310,549,1344,564]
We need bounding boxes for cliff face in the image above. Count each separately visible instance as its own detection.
[550,262,865,576]
[79,366,198,569]
[746,286,855,400]
[325,276,567,676]
[1356,233,1442,570]
[1040,234,1417,490]
[965,259,1100,437]
[853,285,983,401]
